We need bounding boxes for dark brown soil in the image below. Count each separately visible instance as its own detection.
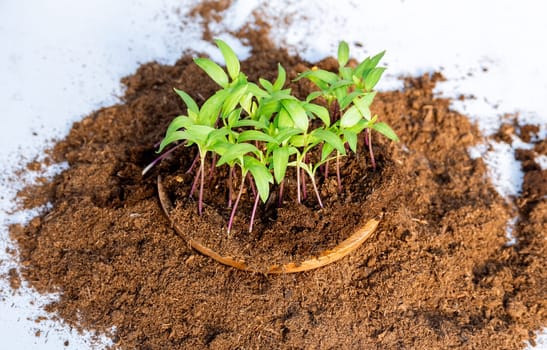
[8,42,546,350]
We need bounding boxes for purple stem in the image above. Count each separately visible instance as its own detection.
[367,129,376,170]
[309,173,324,208]
[227,177,245,233]
[142,142,185,176]
[336,152,342,193]
[227,167,234,209]
[247,173,256,198]
[296,163,301,204]
[186,153,200,174]
[209,153,217,182]
[301,167,307,200]
[198,154,206,215]
[278,180,284,208]
[189,166,201,198]
[248,192,260,233]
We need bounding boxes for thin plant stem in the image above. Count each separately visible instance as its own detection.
[227,166,234,209]
[186,153,200,174]
[296,163,301,204]
[278,180,284,208]
[227,175,245,233]
[367,129,376,170]
[336,152,342,193]
[142,141,185,176]
[324,160,329,179]
[301,167,307,200]
[198,153,206,215]
[309,173,324,208]
[209,153,217,182]
[247,173,256,198]
[249,192,260,232]
[189,166,201,198]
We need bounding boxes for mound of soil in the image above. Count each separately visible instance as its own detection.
[9,45,546,349]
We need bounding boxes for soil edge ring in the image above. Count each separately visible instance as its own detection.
[158,175,381,274]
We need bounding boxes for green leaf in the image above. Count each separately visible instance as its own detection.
[240,93,253,115]
[339,90,363,110]
[198,90,228,126]
[306,91,323,102]
[217,143,260,166]
[340,105,362,128]
[281,99,308,132]
[233,119,268,130]
[311,128,346,154]
[289,134,306,148]
[364,67,386,91]
[372,122,399,142]
[246,82,269,98]
[165,115,193,135]
[185,124,215,143]
[277,106,294,129]
[353,93,375,120]
[273,147,289,184]
[344,130,358,152]
[227,108,241,127]
[222,83,247,116]
[238,130,277,144]
[299,69,339,85]
[257,100,282,119]
[245,156,273,203]
[355,50,385,79]
[205,127,229,148]
[303,103,330,127]
[346,119,371,134]
[211,141,231,158]
[272,63,286,91]
[158,130,188,153]
[259,78,274,92]
[321,142,334,162]
[173,88,199,116]
[339,66,353,81]
[274,127,302,144]
[194,57,229,88]
[338,41,350,67]
[214,39,240,81]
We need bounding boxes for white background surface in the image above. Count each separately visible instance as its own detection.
[1,0,546,348]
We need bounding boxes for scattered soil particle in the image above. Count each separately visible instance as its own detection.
[8,268,21,290]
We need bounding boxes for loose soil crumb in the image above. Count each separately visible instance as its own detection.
[8,40,546,350]
[8,267,21,290]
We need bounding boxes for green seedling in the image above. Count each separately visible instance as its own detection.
[146,39,399,233]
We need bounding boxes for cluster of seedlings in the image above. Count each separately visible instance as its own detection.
[146,39,398,232]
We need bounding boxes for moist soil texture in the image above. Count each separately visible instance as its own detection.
[9,46,546,349]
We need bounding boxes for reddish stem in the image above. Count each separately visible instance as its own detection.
[247,173,256,198]
[209,153,217,182]
[301,167,307,200]
[227,167,234,209]
[367,129,376,170]
[309,173,324,208]
[296,163,301,204]
[186,153,200,174]
[278,180,284,208]
[189,166,201,199]
[249,192,260,233]
[198,154,206,215]
[227,176,245,233]
[336,152,342,193]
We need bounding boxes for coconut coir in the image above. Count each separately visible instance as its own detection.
[9,47,546,349]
